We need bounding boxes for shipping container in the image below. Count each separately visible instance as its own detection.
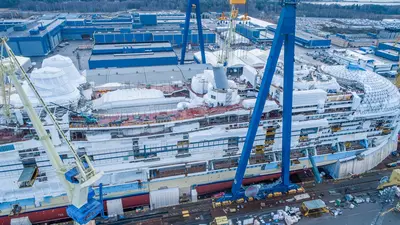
[375,50,399,61]
[378,42,400,52]
[140,14,158,26]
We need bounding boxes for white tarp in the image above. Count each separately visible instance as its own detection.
[242,99,279,112]
[42,54,86,86]
[279,89,327,108]
[10,217,32,225]
[106,199,124,218]
[93,88,183,111]
[10,67,80,107]
[150,187,180,210]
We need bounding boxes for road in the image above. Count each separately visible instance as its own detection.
[228,197,400,225]
[301,202,400,225]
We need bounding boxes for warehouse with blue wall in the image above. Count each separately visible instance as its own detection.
[88,42,178,69]
[378,42,400,52]
[2,12,212,57]
[235,24,261,42]
[94,30,216,46]
[375,50,399,62]
[268,26,331,48]
[5,19,64,56]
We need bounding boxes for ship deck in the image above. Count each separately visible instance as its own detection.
[70,103,245,128]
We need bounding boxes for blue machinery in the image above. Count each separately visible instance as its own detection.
[180,0,206,65]
[221,0,302,201]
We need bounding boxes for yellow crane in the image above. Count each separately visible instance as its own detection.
[0,38,104,224]
[218,0,247,65]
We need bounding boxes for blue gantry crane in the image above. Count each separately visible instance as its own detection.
[220,0,300,201]
[180,0,206,65]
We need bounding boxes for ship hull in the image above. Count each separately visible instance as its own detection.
[0,193,150,225]
[1,170,300,224]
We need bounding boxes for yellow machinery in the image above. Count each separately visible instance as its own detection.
[218,12,228,21]
[377,169,400,189]
[212,216,229,225]
[301,199,329,217]
[218,0,247,64]
[381,202,400,216]
[393,37,400,88]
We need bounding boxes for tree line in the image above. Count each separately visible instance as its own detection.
[0,0,399,21]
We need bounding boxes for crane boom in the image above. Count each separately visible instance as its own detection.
[0,38,104,224]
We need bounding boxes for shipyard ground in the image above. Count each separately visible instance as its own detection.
[48,165,400,225]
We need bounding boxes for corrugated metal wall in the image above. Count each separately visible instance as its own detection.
[152,33,216,46]
[18,40,46,56]
[150,187,179,210]
[375,50,399,61]
[94,33,154,44]
[88,55,178,69]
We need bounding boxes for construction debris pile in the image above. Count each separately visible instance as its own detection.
[251,206,302,225]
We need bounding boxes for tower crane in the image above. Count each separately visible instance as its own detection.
[0,38,104,224]
[218,0,247,66]
[220,0,300,201]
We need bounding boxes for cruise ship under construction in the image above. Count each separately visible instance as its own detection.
[0,44,399,224]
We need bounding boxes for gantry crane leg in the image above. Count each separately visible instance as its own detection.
[221,0,298,201]
[180,0,206,65]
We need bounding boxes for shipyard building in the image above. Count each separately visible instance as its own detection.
[0,12,216,57]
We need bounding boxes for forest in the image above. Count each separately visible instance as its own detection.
[1,0,400,21]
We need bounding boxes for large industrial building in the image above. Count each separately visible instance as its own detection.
[88,42,178,69]
[267,25,331,48]
[0,12,216,57]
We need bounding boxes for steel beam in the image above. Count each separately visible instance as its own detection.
[230,0,297,198]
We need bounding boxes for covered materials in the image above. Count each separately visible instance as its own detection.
[93,88,164,110]
[242,99,279,112]
[10,67,81,107]
[92,88,185,112]
[42,54,86,86]
[275,89,327,108]
[1,56,32,73]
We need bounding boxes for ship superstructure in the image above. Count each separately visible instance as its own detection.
[0,53,399,223]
